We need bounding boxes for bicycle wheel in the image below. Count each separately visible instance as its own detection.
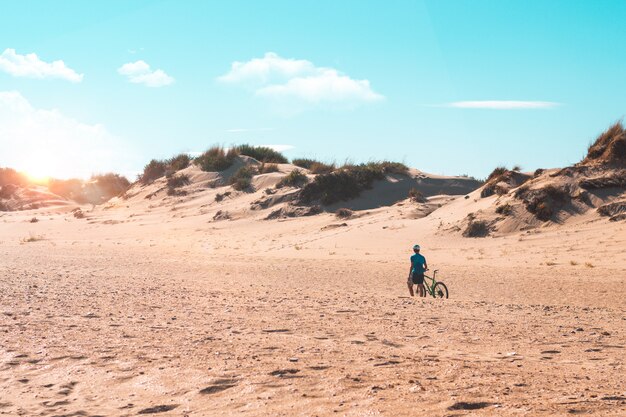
[433,282,448,299]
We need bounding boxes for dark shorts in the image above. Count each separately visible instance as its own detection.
[411,272,424,285]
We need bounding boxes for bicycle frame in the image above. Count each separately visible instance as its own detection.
[422,269,439,297]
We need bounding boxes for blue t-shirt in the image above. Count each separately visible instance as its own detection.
[411,253,426,274]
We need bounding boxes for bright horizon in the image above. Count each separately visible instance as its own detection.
[1,0,625,180]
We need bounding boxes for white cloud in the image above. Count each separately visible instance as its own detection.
[0,48,83,82]
[118,60,174,87]
[257,68,382,104]
[218,52,383,108]
[0,91,136,179]
[218,52,314,84]
[261,144,294,152]
[447,101,560,109]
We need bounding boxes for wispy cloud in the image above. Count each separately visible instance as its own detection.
[218,52,383,109]
[226,127,275,133]
[447,100,560,109]
[0,48,83,82]
[261,144,294,152]
[118,60,174,87]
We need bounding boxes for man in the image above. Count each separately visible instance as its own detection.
[408,244,428,297]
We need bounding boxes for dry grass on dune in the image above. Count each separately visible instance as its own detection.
[583,121,626,165]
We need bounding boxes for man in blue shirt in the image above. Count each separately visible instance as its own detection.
[408,244,428,297]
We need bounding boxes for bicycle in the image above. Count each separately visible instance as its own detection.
[423,269,449,298]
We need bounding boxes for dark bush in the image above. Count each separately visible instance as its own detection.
[230,166,257,191]
[463,220,491,237]
[335,208,353,219]
[299,163,402,205]
[140,159,168,184]
[196,146,239,172]
[517,185,570,221]
[495,203,512,215]
[277,169,309,188]
[309,162,336,175]
[236,144,288,163]
[167,153,191,171]
[486,166,507,182]
[167,174,191,189]
[583,121,626,164]
[292,158,316,169]
[292,158,335,174]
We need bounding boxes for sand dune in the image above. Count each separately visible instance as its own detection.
[1,140,625,415]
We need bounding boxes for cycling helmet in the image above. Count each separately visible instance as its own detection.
[413,244,420,251]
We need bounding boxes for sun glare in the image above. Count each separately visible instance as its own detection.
[26,171,50,185]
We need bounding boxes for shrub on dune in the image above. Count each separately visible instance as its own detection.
[167,153,191,171]
[196,146,239,172]
[236,144,288,164]
[292,158,336,174]
[230,166,257,191]
[276,169,309,188]
[140,159,168,184]
[463,219,491,237]
[583,121,626,165]
[166,174,191,189]
[299,162,407,205]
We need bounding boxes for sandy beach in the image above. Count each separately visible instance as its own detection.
[1,188,624,416]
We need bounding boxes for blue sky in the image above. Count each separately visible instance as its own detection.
[1,0,625,179]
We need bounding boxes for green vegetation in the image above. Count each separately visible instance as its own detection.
[195,146,239,172]
[292,158,336,174]
[463,219,491,237]
[486,166,507,182]
[230,166,257,191]
[236,144,288,163]
[299,162,409,205]
[584,121,626,164]
[516,185,570,221]
[166,174,191,189]
[167,153,191,171]
[276,169,309,188]
[140,152,194,184]
[495,203,512,215]
[140,159,168,184]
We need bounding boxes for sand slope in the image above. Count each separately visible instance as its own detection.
[1,174,625,416]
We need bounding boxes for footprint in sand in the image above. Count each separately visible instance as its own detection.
[270,369,300,377]
[138,404,179,414]
[199,378,238,394]
[448,401,494,410]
